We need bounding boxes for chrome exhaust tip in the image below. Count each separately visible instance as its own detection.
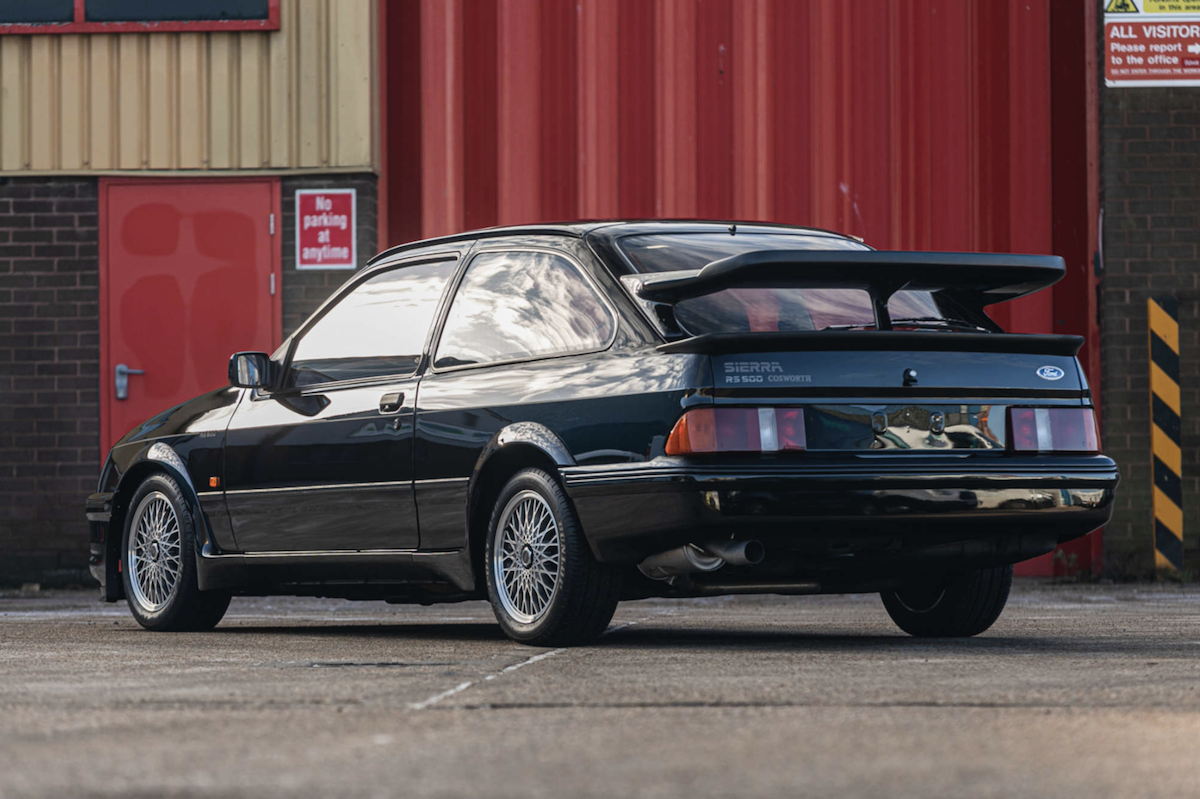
[637,540,765,581]
[701,539,765,566]
[637,544,724,581]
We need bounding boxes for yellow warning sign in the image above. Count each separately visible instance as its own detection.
[1128,0,1200,10]
[1106,0,1139,11]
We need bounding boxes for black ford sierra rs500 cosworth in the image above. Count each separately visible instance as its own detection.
[86,222,1118,646]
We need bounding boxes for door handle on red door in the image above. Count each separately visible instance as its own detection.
[114,363,145,401]
[379,392,404,413]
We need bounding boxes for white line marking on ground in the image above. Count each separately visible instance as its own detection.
[483,647,564,682]
[408,680,476,711]
[407,616,649,710]
[408,649,567,710]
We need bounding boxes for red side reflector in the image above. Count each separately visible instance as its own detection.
[1008,407,1098,452]
[665,407,806,455]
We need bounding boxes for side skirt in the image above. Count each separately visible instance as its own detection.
[196,545,477,596]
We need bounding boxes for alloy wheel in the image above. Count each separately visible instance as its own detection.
[492,490,562,624]
[127,491,183,613]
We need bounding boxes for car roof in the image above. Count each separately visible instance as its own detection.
[366,220,862,266]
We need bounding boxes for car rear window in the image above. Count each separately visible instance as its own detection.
[674,288,875,333]
[618,233,976,335]
[619,232,870,273]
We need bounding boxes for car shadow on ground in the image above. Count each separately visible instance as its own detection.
[214,621,511,643]
[204,620,1180,657]
[595,624,1191,657]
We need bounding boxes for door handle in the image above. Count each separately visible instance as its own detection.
[115,363,145,401]
[379,392,405,414]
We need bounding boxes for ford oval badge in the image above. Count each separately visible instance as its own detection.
[1036,365,1065,381]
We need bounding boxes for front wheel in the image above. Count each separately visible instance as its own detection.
[485,468,620,647]
[121,473,232,631]
[880,564,1013,637]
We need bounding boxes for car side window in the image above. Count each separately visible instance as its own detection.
[290,259,457,387]
[434,251,615,369]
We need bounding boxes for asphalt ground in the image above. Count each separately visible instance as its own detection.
[1,583,1199,799]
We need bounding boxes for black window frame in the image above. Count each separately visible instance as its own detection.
[262,253,461,397]
[0,0,279,34]
[429,246,620,375]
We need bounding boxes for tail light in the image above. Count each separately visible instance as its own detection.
[1008,407,1098,452]
[665,407,807,455]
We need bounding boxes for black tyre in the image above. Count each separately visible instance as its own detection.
[485,468,621,646]
[880,564,1013,637]
[121,473,232,631]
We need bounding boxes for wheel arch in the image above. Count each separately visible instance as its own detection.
[465,424,575,592]
[108,443,210,584]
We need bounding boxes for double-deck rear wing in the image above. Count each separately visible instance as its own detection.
[633,250,1066,308]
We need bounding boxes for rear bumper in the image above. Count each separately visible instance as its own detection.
[562,455,1118,567]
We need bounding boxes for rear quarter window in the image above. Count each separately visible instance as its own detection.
[434,251,615,368]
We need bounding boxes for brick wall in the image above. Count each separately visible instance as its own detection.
[281,174,378,337]
[0,178,99,585]
[1101,88,1200,575]
[0,174,378,585]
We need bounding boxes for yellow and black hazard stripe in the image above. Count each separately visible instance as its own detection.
[1149,297,1183,572]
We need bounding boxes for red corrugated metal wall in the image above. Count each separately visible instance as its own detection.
[388,0,1057,329]
[384,0,1100,574]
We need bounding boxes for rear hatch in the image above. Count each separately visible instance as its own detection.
[619,242,1091,455]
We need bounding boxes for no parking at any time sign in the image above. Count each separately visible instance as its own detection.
[1106,0,1200,86]
[295,189,356,270]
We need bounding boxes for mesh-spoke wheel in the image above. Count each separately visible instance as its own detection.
[120,472,231,632]
[484,468,620,646]
[128,491,183,613]
[493,490,562,624]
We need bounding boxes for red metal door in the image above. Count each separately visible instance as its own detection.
[100,179,281,453]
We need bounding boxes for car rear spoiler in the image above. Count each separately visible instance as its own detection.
[634,250,1066,308]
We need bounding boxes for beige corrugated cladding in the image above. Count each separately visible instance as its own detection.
[0,0,374,173]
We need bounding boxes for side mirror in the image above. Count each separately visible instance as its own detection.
[229,352,272,389]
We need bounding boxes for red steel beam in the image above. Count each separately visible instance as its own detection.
[539,0,578,222]
[655,0,697,217]
[577,0,620,219]
[732,0,774,223]
[618,0,658,218]
[1005,0,1054,334]
[497,0,543,225]
[420,0,465,238]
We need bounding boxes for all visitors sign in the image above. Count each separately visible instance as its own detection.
[295,189,356,270]
[1106,0,1200,86]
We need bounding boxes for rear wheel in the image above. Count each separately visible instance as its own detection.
[880,564,1013,637]
[485,468,620,646]
[121,473,231,631]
